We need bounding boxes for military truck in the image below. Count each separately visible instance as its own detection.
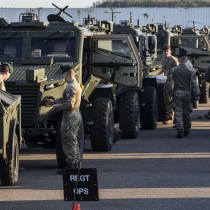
[82,16,158,133]
[0,90,21,186]
[147,23,181,73]
[113,20,173,123]
[170,26,210,105]
[0,4,153,174]
[148,23,206,108]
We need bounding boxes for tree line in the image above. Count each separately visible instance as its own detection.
[96,0,210,8]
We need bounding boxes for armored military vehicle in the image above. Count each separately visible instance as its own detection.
[113,20,172,123]
[0,3,156,178]
[82,16,158,134]
[170,26,210,105]
[0,90,21,186]
[149,23,181,73]
[150,23,207,108]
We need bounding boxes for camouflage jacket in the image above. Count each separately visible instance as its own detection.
[166,63,200,98]
[62,78,82,112]
[161,55,179,76]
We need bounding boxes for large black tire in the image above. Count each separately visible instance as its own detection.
[199,81,209,104]
[140,86,158,129]
[0,133,19,186]
[90,98,114,151]
[157,84,167,122]
[55,112,84,168]
[119,91,140,139]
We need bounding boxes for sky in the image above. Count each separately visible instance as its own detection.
[0,0,96,8]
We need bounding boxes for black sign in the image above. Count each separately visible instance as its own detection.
[62,168,99,201]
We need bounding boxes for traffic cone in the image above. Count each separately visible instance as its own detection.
[72,203,81,210]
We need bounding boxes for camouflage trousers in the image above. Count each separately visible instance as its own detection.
[164,84,173,120]
[60,110,81,167]
[173,90,191,133]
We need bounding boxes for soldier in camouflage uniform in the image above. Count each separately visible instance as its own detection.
[46,65,82,170]
[60,66,82,168]
[159,46,179,125]
[166,55,200,138]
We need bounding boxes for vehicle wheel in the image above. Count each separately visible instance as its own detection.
[119,91,140,139]
[199,81,209,104]
[140,86,158,129]
[0,133,19,186]
[90,98,114,151]
[55,114,67,169]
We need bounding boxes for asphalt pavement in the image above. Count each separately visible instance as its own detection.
[1,104,210,210]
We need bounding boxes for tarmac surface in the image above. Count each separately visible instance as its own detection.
[1,104,210,210]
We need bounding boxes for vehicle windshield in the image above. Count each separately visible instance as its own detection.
[31,37,76,59]
[177,37,209,50]
[157,33,166,54]
[0,39,23,58]
[112,39,130,55]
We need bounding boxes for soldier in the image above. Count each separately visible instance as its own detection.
[46,65,82,172]
[159,45,179,125]
[0,62,13,91]
[166,55,200,138]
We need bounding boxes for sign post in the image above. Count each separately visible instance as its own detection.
[62,168,99,201]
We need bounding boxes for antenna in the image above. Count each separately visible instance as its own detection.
[47,3,73,23]
[52,3,73,18]
[104,8,121,22]
[187,20,203,29]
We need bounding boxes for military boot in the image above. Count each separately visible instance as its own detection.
[177,130,184,138]
[184,130,190,136]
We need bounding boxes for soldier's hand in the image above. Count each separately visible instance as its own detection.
[43,96,56,107]
[45,99,55,105]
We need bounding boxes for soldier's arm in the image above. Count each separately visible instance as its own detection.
[173,57,179,66]
[157,59,165,75]
[157,68,164,75]
[191,72,200,97]
[165,69,174,96]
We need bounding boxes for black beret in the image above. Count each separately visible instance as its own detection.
[60,65,71,74]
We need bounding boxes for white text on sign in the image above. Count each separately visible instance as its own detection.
[70,175,90,182]
[73,188,89,195]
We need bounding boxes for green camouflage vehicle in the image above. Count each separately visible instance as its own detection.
[0,4,148,184]
[0,90,21,186]
[149,23,182,73]
[170,26,210,105]
[113,20,170,123]
[150,23,207,108]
